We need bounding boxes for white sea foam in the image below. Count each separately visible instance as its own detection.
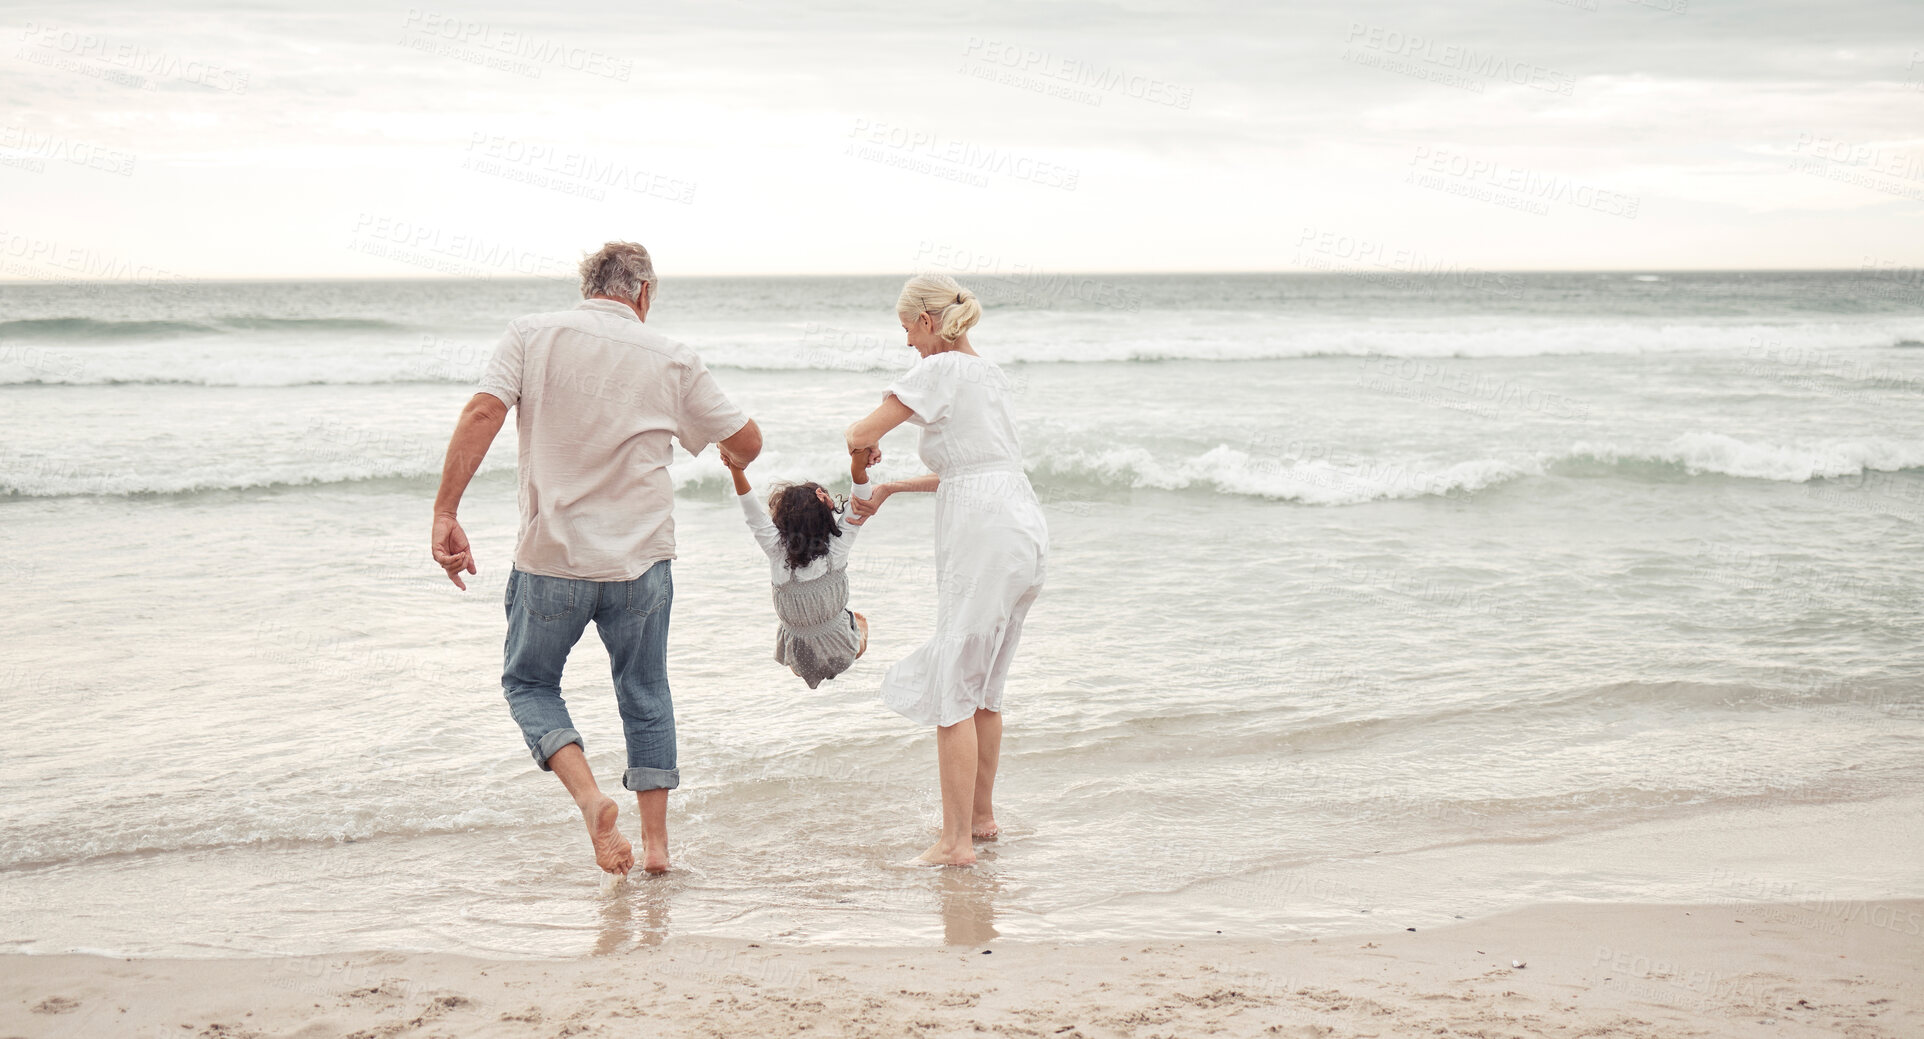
[1032,445,1523,505]
[9,434,1920,500]
[1563,434,1924,482]
[7,314,1924,385]
[1027,435,1924,505]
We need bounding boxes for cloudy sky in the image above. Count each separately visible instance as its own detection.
[3,0,1921,278]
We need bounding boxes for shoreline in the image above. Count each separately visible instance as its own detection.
[6,899,1918,1038]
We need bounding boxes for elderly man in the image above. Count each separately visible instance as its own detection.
[430,241,761,876]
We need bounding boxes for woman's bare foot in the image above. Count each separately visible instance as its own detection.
[583,797,633,875]
[916,838,976,867]
[971,819,999,840]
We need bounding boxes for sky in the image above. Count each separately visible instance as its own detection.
[2,0,1921,279]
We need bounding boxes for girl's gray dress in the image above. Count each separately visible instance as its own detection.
[738,482,872,688]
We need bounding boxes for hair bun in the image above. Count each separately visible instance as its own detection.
[897,273,984,342]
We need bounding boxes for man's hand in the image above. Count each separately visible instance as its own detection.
[851,444,882,467]
[432,512,477,590]
[432,393,507,591]
[719,446,747,471]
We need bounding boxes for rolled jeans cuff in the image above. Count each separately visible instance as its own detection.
[533,728,583,771]
[624,766,679,792]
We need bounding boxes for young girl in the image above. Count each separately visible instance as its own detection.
[724,447,877,688]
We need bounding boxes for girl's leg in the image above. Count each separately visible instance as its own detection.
[852,611,869,658]
[918,719,978,866]
[970,709,1001,839]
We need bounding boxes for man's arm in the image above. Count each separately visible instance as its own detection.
[431,392,510,590]
[717,418,763,469]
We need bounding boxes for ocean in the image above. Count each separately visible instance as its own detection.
[2,270,1921,957]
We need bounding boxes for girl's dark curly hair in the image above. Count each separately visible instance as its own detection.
[768,482,843,571]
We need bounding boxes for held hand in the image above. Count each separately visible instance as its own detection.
[431,512,477,590]
[845,421,881,462]
[850,444,881,467]
[719,446,747,471]
[849,485,889,523]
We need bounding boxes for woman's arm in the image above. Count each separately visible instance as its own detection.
[882,473,941,495]
[849,471,939,521]
[845,396,915,458]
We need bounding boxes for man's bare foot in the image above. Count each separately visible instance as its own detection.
[916,838,976,867]
[971,818,999,840]
[639,843,670,875]
[584,797,632,875]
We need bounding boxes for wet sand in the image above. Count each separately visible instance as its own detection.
[5,899,1918,1038]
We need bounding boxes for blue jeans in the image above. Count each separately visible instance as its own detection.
[502,561,678,791]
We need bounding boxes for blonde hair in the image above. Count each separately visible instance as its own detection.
[897,274,981,343]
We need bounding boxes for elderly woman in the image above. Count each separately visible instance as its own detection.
[845,274,1048,867]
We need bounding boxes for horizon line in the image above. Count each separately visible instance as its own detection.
[1,265,1918,287]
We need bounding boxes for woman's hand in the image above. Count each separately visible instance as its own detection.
[849,484,891,522]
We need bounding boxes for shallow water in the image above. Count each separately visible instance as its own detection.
[2,272,1922,956]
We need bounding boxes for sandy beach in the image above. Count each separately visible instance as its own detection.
[5,899,1918,1038]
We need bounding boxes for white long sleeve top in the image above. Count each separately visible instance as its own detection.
[738,480,873,585]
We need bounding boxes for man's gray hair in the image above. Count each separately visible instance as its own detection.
[579,241,656,302]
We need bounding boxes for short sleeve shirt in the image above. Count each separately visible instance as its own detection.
[885,351,1025,476]
[478,299,747,580]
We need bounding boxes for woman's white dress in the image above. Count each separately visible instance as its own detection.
[879,351,1048,727]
